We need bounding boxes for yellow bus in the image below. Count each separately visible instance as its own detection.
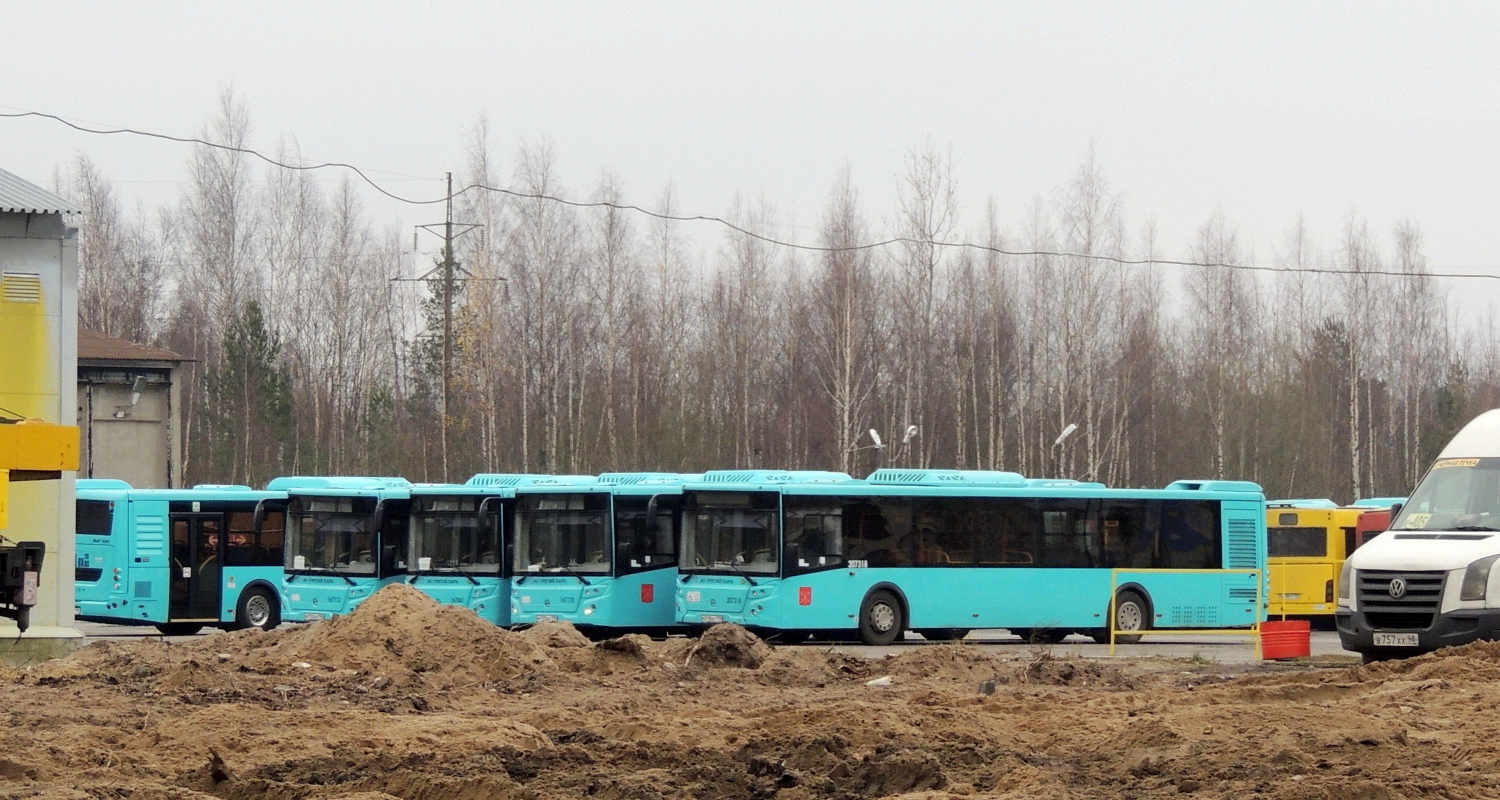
[1267,500,1364,620]
[1267,498,1405,620]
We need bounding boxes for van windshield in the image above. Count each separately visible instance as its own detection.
[1393,457,1500,531]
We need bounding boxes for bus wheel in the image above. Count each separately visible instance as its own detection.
[237,588,281,631]
[156,623,203,636]
[918,628,968,642]
[1112,590,1150,644]
[858,590,904,646]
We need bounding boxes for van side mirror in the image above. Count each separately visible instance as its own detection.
[1388,503,1403,525]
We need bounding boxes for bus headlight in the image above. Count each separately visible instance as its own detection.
[1461,555,1500,601]
[1338,560,1353,601]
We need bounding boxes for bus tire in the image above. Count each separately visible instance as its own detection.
[1112,590,1150,644]
[858,590,904,646]
[918,628,969,642]
[236,587,280,631]
[156,623,203,636]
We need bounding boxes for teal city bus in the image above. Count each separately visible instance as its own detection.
[510,473,689,635]
[271,476,412,622]
[405,474,555,626]
[676,469,1266,645]
[74,480,289,634]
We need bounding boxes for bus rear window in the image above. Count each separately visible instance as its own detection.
[77,500,113,535]
[1269,527,1327,558]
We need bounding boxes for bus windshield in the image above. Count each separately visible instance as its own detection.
[1393,457,1500,531]
[287,496,379,574]
[411,497,498,574]
[682,491,780,574]
[516,493,611,574]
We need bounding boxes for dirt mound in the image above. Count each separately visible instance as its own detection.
[517,620,591,649]
[1360,639,1500,682]
[1019,650,1126,686]
[13,618,1500,799]
[879,642,1005,681]
[683,624,772,668]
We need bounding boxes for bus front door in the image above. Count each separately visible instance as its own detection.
[169,513,223,623]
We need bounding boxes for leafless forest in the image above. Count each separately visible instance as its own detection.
[63,96,1500,503]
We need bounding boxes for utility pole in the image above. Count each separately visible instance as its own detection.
[442,172,454,478]
[409,174,483,481]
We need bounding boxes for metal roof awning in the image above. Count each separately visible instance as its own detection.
[0,167,81,215]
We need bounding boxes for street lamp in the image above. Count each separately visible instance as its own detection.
[1052,423,1077,478]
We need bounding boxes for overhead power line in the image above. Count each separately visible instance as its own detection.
[4,107,1495,281]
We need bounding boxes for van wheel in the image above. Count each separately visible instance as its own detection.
[1112,591,1150,644]
[859,590,904,646]
[236,587,280,631]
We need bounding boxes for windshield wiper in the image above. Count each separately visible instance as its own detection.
[517,562,592,585]
[291,567,355,585]
[1452,525,1500,532]
[411,561,482,585]
[718,559,759,586]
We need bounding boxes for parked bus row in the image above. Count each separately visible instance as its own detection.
[75,469,1270,645]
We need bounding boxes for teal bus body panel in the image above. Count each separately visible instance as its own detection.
[410,576,507,625]
[280,575,401,621]
[679,569,1105,629]
[218,566,283,624]
[75,495,172,624]
[678,568,1261,631]
[512,567,676,628]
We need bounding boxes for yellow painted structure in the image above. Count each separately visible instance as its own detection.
[0,169,83,657]
[0,420,80,528]
[1267,505,1364,618]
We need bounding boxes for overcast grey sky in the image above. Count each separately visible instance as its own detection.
[4,3,1499,310]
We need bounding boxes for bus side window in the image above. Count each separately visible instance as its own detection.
[1158,500,1221,569]
[261,511,285,565]
[225,511,256,566]
[913,499,977,566]
[844,498,910,567]
[975,498,1036,565]
[782,500,845,572]
[1037,500,1093,567]
[1099,500,1151,568]
[380,512,408,575]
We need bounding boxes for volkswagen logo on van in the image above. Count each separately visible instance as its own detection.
[1388,578,1408,599]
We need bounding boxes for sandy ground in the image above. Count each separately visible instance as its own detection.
[1,585,1493,799]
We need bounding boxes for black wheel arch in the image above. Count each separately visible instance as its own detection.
[1113,582,1154,625]
[240,579,281,605]
[862,582,910,626]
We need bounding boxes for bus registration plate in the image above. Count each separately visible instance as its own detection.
[1373,633,1418,647]
[536,615,558,623]
[303,612,324,622]
[702,614,724,623]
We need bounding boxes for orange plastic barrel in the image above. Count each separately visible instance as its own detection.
[1260,619,1311,659]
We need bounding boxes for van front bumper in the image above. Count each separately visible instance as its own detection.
[1336,608,1500,654]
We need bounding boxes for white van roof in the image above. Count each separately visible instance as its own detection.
[1439,409,1500,458]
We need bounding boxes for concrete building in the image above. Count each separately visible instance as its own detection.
[0,167,83,659]
[77,327,186,489]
